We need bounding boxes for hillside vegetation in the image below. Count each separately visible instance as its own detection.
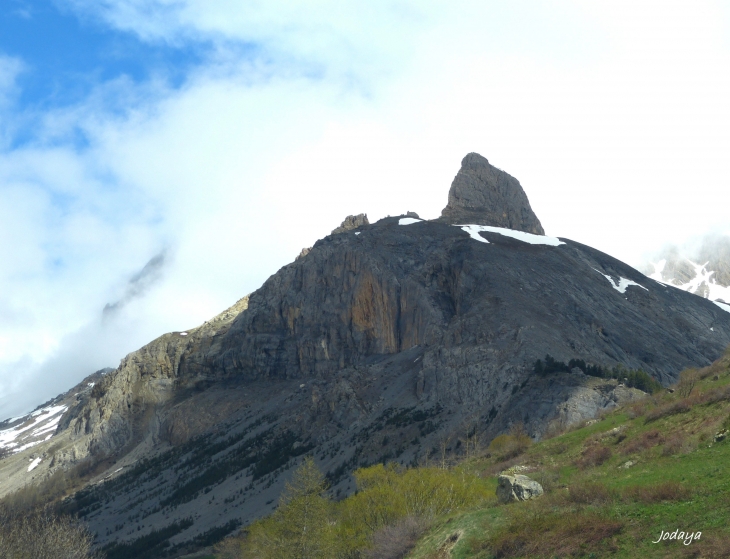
[216,346,730,559]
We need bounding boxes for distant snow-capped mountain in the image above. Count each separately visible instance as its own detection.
[644,237,730,304]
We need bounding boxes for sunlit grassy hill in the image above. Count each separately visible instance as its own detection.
[407,347,730,559]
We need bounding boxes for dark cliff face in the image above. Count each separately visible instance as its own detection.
[211,217,730,391]
[438,153,545,234]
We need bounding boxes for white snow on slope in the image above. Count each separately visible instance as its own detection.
[594,269,648,294]
[0,404,67,454]
[456,224,565,246]
[398,217,422,225]
[27,457,42,472]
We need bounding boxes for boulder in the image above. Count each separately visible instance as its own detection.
[496,474,544,503]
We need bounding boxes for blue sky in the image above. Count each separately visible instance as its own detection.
[1,1,200,108]
[1,1,730,417]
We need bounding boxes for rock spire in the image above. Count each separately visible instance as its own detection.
[439,153,544,235]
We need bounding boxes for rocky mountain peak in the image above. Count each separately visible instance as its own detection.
[332,213,369,235]
[439,152,545,235]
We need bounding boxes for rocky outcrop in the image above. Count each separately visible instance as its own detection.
[332,214,369,235]
[496,474,544,503]
[61,295,251,460]
[439,153,544,234]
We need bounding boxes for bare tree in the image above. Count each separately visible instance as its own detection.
[457,415,482,460]
[0,506,101,559]
[677,368,699,398]
[437,434,453,469]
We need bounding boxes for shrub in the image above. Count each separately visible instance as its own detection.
[480,509,623,558]
[0,506,101,559]
[488,424,532,461]
[624,481,691,504]
[567,482,619,506]
[365,516,429,559]
[701,385,730,406]
[645,399,692,422]
[529,470,560,493]
[626,398,652,419]
[342,463,492,533]
[677,369,700,398]
[621,429,665,455]
[575,445,612,469]
[662,432,695,456]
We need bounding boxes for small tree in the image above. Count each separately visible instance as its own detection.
[242,457,339,559]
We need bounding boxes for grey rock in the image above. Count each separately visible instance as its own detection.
[496,474,544,503]
[439,153,544,234]
[332,213,369,235]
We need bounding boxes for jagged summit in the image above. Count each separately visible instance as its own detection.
[332,213,369,235]
[439,152,544,235]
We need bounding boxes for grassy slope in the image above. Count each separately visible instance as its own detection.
[406,350,730,559]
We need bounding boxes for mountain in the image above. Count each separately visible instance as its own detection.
[644,236,730,305]
[2,153,730,557]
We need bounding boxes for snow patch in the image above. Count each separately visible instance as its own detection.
[27,457,41,472]
[0,404,68,454]
[649,259,730,304]
[647,259,666,282]
[398,217,422,225]
[594,269,648,294]
[179,332,188,336]
[354,232,361,235]
[456,224,564,246]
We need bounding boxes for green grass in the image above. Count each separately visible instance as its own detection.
[404,351,730,558]
[407,508,505,559]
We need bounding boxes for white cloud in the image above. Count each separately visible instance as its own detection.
[2,1,730,417]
